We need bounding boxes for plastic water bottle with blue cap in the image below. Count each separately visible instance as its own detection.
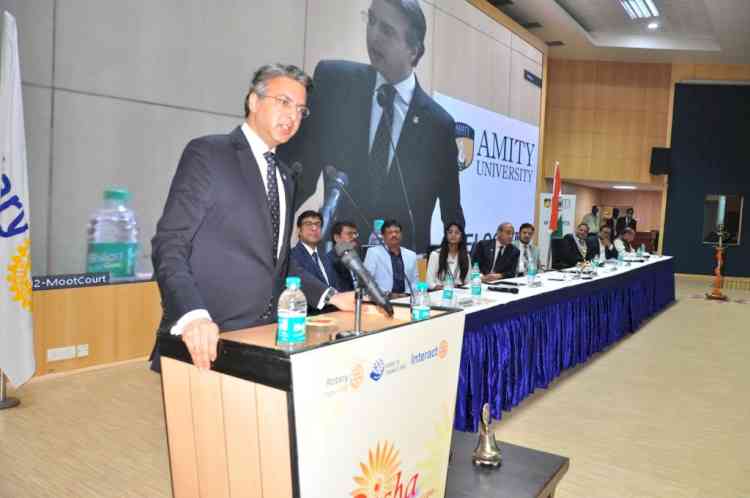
[277,276,307,348]
[470,262,482,304]
[442,273,456,307]
[411,282,430,321]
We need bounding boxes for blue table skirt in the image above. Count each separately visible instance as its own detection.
[455,258,676,432]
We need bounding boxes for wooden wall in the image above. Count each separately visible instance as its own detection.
[544,59,671,184]
[31,282,161,376]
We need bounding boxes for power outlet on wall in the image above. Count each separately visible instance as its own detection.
[76,344,89,358]
[47,346,76,362]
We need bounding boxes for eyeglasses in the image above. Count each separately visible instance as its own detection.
[301,220,322,228]
[259,94,310,119]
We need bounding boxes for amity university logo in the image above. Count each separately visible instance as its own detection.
[455,122,536,184]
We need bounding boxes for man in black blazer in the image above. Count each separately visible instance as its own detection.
[150,64,353,371]
[279,0,463,253]
[616,207,637,236]
[325,220,361,292]
[559,223,596,268]
[592,226,618,260]
[290,210,339,309]
[470,222,520,280]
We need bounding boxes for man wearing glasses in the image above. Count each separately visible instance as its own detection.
[280,0,464,254]
[290,210,340,311]
[150,64,354,372]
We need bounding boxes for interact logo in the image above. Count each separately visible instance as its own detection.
[370,358,385,381]
[350,363,364,390]
[412,341,449,365]
[438,340,449,359]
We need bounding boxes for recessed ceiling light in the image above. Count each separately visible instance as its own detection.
[647,21,659,30]
[613,185,637,190]
[619,0,659,19]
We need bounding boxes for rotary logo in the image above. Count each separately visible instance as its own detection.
[437,340,448,359]
[350,363,365,390]
[5,238,31,311]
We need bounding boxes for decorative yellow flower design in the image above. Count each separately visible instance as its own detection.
[416,403,453,496]
[351,441,401,498]
[6,238,31,311]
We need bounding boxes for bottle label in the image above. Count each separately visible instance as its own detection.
[442,288,454,302]
[411,305,430,321]
[277,311,306,344]
[86,242,138,278]
[471,283,482,297]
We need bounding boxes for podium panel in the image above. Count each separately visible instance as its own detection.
[159,305,465,498]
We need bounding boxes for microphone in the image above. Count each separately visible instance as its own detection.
[320,166,348,245]
[327,163,415,298]
[375,85,418,253]
[488,286,520,294]
[335,241,394,316]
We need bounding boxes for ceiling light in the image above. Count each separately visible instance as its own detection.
[647,21,659,29]
[619,0,659,19]
[613,185,637,190]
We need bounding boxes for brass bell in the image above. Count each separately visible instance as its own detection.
[472,403,502,467]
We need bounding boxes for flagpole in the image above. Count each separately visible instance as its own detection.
[0,369,20,409]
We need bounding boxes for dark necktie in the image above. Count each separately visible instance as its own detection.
[493,246,505,273]
[263,151,280,262]
[369,84,396,198]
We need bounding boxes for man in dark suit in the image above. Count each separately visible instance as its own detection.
[279,0,463,253]
[559,223,596,268]
[592,226,618,260]
[325,220,360,292]
[616,207,637,235]
[150,64,353,371]
[470,222,520,280]
[290,210,339,310]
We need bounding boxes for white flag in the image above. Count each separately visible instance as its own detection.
[0,11,35,386]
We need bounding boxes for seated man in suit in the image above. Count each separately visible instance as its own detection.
[325,220,360,292]
[593,225,618,260]
[616,207,637,235]
[470,222,520,281]
[559,223,595,268]
[614,227,636,254]
[290,211,339,312]
[363,219,418,295]
[513,222,542,275]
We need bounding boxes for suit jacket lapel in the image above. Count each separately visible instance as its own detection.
[277,160,295,263]
[395,79,429,168]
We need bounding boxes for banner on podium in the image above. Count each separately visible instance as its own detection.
[292,312,465,498]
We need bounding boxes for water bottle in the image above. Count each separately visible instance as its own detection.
[639,243,646,256]
[411,282,430,321]
[617,250,626,268]
[86,188,139,278]
[368,218,385,247]
[277,276,307,347]
[470,262,482,304]
[527,259,538,286]
[442,273,455,307]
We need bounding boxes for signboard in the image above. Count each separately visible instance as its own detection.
[292,312,465,497]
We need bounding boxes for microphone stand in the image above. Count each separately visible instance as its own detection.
[353,286,364,335]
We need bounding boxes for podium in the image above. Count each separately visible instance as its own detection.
[158,304,465,498]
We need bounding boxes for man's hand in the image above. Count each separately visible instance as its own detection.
[482,272,502,283]
[181,318,219,370]
[329,290,356,311]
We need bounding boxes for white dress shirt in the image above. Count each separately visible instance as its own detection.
[170,122,288,335]
[426,250,472,289]
[368,71,416,172]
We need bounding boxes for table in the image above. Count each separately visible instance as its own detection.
[428,256,675,432]
[446,431,569,498]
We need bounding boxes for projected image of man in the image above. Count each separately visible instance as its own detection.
[280,0,464,254]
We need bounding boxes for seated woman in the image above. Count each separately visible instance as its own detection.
[426,222,472,290]
[614,227,636,254]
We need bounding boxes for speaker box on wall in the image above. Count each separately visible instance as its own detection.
[650,147,671,175]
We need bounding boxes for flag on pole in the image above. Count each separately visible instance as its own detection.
[548,161,562,234]
[1,11,35,386]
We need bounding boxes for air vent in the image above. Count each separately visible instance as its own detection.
[545,40,565,47]
[522,21,543,29]
[488,0,514,6]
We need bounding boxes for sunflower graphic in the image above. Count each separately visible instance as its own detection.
[351,441,401,498]
[6,238,32,311]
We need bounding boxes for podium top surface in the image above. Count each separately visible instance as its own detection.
[158,304,460,391]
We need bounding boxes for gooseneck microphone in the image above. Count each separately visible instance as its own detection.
[320,166,349,245]
[335,241,394,316]
[375,86,418,253]
[325,164,415,297]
